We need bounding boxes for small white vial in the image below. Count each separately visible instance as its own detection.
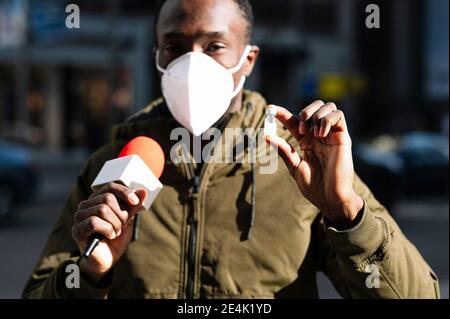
[264,107,277,137]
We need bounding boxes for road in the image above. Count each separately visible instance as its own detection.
[0,153,448,299]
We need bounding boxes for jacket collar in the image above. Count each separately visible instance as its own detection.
[111,90,268,144]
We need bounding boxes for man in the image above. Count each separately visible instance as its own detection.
[23,0,439,299]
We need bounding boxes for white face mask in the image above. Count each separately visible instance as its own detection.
[156,45,252,136]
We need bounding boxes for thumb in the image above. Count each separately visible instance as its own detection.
[128,189,148,218]
[265,135,302,176]
[122,189,148,232]
[134,189,148,207]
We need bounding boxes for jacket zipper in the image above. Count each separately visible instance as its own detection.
[183,117,232,298]
[186,175,200,299]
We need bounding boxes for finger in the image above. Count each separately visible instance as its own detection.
[133,189,147,207]
[72,216,116,242]
[74,204,123,235]
[268,105,301,141]
[311,103,338,137]
[127,189,148,219]
[298,100,325,135]
[90,182,139,205]
[78,193,129,224]
[265,135,302,176]
[320,110,347,137]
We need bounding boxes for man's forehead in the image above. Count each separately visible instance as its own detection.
[157,0,245,39]
[162,28,228,40]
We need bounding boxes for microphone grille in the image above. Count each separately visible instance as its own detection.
[118,136,165,179]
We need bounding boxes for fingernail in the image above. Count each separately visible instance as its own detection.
[299,121,306,135]
[129,192,139,205]
[314,125,319,137]
[319,126,324,137]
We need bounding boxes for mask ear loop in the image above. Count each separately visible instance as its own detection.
[228,45,253,74]
[231,75,247,98]
[230,45,252,98]
[155,50,166,73]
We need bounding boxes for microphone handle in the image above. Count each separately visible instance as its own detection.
[82,233,105,258]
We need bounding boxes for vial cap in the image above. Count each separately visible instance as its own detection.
[266,107,277,117]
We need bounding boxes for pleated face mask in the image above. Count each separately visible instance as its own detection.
[156,45,252,136]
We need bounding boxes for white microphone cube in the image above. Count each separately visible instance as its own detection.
[91,155,163,209]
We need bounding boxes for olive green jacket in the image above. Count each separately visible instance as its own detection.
[23,91,439,299]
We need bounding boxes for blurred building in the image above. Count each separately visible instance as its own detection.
[0,0,448,152]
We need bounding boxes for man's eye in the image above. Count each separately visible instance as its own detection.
[164,45,181,53]
[206,43,226,52]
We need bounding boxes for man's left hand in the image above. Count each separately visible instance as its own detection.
[266,101,364,229]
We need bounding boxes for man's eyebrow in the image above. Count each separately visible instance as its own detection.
[162,31,228,39]
[202,31,227,38]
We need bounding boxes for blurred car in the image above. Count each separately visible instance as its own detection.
[354,136,403,210]
[355,132,449,210]
[0,140,38,223]
[398,133,449,197]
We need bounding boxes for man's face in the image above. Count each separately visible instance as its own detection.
[156,0,258,89]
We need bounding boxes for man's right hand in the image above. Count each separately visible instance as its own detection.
[72,182,146,284]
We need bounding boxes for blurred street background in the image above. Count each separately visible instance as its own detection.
[0,0,448,298]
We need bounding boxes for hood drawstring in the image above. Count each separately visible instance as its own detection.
[132,213,141,242]
[244,101,258,241]
[245,139,257,240]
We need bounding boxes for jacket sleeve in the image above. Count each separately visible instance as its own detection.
[314,174,440,299]
[22,152,115,299]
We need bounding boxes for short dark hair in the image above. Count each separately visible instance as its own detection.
[154,0,254,42]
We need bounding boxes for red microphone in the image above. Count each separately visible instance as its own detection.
[82,136,165,258]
